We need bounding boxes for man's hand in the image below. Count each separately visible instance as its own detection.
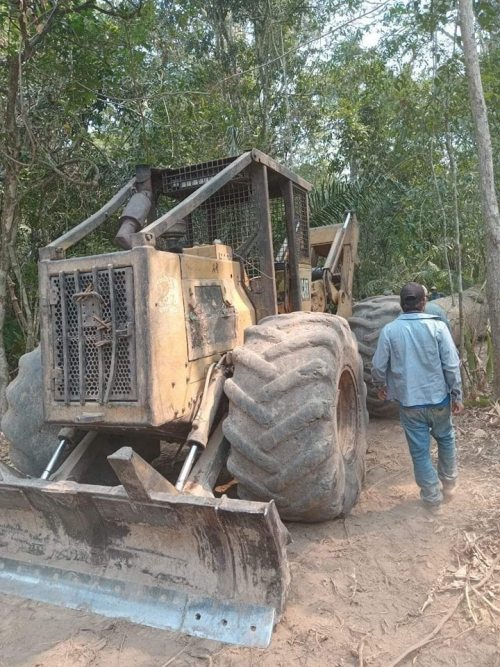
[452,401,464,415]
[377,386,387,401]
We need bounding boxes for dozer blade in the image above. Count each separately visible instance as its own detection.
[0,453,290,648]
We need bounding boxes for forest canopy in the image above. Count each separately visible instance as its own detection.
[1,0,499,379]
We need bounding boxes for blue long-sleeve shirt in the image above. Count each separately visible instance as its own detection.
[371,313,462,407]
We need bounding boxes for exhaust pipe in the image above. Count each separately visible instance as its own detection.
[115,165,153,250]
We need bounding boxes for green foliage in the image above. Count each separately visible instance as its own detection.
[4,318,25,372]
[309,175,403,227]
[0,0,496,368]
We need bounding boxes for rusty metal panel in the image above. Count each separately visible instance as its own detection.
[309,224,342,254]
[40,249,160,429]
[180,254,254,363]
[184,283,237,361]
[183,243,233,261]
[39,247,255,434]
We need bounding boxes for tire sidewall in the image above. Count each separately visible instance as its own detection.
[225,312,367,522]
[333,334,367,516]
[1,347,61,476]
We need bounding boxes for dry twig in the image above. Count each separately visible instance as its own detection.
[365,470,404,492]
[358,635,367,667]
[160,644,190,667]
[387,553,500,667]
[465,582,478,624]
[471,588,500,614]
[419,594,433,615]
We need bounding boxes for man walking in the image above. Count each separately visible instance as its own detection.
[372,282,463,513]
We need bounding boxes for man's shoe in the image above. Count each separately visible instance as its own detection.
[423,502,442,516]
[442,483,457,503]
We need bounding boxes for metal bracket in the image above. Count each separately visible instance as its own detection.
[50,431,97,482]
[108,447,179,502]
[130,231,156,248]
[39,247,66,261]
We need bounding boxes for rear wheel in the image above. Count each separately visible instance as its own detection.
[349,296,402,419]
[1,347,160,479]
[223,312,368,522]
[1,348,60,476]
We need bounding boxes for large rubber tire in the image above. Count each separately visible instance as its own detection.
[223,312,368,523]
[349,296,401,419]
[1,346,161,479]
[1,347,61,476]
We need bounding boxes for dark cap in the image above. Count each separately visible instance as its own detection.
[400,282,425,308]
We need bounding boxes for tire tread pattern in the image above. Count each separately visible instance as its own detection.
[349,296,401,419]
[224,312,368,522]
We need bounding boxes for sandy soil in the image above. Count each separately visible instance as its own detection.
[1,411,500,667]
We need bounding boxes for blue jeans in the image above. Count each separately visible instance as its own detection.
[399,402,458,505]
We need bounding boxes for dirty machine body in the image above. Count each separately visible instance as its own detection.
[0,150,364,647]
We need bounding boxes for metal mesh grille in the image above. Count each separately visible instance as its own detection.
[162,157,239,196]
[190,182,255,249]
[270,198,287,261]
[51,268,136,402]
[158,159,310,291]
[272,190,310,262]
[293,186,309,259]
[167,174,262,290]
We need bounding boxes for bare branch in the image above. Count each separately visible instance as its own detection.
[42,159,99,187]
[21,4,61,63]
[7,275,28,334]
[18,0,30,47]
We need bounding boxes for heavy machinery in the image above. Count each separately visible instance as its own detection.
[0,150,367,648]
[309,221,358,318]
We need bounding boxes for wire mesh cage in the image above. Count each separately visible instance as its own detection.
[157,157,310,292]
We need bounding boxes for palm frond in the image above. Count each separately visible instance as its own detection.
[309,175,403,227]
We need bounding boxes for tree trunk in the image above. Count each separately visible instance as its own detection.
[430,142,455,300]
[8,247,36,353]
[445,125,466,390]
[458,0,500,398]
[0,55,21,416]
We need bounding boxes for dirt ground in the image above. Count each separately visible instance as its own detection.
[1,410,500,667]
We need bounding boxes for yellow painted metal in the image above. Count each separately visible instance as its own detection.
[40,246,255,437]
[309,224,342,261]
[310,280,326,312]
[298,264,312,311]
[183,243,233,262]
